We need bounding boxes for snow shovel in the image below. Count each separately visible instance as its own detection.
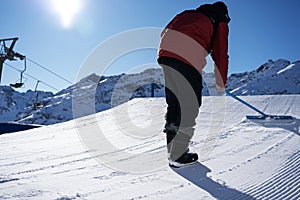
[225,90,294,120]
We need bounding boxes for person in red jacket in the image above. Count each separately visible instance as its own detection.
[157,1,230,167]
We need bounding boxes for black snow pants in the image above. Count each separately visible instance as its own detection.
[158,56,203,128]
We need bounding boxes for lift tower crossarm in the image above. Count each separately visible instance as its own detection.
[0,37,25,83]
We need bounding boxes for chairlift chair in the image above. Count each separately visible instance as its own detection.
[10,82,24,88]
[33,80,43,109]
[10,57,27,88]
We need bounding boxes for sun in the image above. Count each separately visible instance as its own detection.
[51,0,82,29]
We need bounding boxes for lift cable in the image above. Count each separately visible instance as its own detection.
[27,58,73,85]
[4,62,60,92]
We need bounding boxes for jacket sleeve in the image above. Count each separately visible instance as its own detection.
[211,22,229,86]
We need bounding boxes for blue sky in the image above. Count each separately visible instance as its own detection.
[1,0,299,93]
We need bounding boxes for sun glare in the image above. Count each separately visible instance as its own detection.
[51,0,82,29]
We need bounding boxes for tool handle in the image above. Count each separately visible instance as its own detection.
[225,90,267,116]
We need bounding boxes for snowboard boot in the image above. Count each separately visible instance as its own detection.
[168,127,198,168]
[169,150,198,168]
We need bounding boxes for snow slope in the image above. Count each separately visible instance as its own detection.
[0,95,299,200]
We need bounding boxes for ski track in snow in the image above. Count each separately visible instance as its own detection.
[0,95,299,200]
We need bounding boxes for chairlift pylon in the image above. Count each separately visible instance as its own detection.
[0,37,25,84]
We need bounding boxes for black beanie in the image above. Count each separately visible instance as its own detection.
[212,1,231,23]
[196,1,231,24]
[212,1,228,10]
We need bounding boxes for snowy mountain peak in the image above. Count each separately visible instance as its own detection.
[255,59,290,73]
[79,73,101,84]
[228,59,300,95]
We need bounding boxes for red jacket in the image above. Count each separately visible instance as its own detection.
[158,12,229,86]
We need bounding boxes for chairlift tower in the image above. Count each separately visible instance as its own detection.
[0,37,26,85]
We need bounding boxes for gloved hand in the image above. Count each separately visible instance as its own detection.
[216,84,228,92]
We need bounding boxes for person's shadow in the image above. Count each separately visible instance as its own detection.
[171,162,255,200]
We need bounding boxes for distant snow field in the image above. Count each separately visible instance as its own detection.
[0,95,299,199]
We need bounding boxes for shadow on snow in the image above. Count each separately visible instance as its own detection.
[171,162,255,200]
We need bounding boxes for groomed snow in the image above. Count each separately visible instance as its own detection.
[0,95,299,200]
